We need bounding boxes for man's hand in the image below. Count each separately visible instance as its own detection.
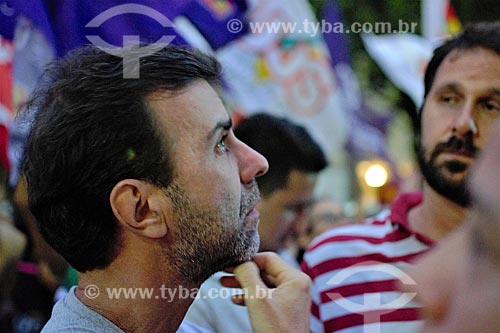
[221,252,311,333]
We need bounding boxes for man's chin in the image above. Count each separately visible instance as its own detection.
[235,237,260,264]
[429,179,471,207]
[215,235,260,272]
[418,147,472,207]
[421,166,470,207]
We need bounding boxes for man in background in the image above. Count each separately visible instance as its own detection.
[186,113,327,332]
[306,198,353,240]
[403,119,500,333]
[302,22,500,333]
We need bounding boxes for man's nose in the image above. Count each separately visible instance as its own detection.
[452,101,478,136]
[236,141,269,184]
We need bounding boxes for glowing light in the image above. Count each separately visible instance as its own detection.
[364,164,388,188]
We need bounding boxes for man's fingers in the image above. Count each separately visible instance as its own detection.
[252,252,303,285]
[258,270,276,288]
[233,260,267,293]
[252,252,311,293]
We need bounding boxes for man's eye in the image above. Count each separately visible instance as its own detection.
[440,94,460,105]
[216,136,228,153]
[479,100,500,113]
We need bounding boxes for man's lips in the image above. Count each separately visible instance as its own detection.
[440,149,474,158]
[431,135,479,162]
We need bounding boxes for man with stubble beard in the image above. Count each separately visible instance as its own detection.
[22,44,311,333]
[302,22,500,333]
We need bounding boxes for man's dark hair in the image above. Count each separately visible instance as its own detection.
[415,21,500,149]
[418,22,500,127]
[234,113,327,197]
[424,22,500,100]
[22,45,221,272]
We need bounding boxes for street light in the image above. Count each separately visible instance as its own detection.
[364,163,389,188]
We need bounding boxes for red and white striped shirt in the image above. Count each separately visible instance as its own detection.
[302,193,433,333]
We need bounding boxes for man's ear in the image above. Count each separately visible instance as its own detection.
[110,179,167,239]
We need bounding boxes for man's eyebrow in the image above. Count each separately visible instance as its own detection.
[434,83,462,94]
[486,88,500,98]
[474,88,500,102]
[208,118,232,140]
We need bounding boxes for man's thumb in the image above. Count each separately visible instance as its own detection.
[233,260,266,294]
